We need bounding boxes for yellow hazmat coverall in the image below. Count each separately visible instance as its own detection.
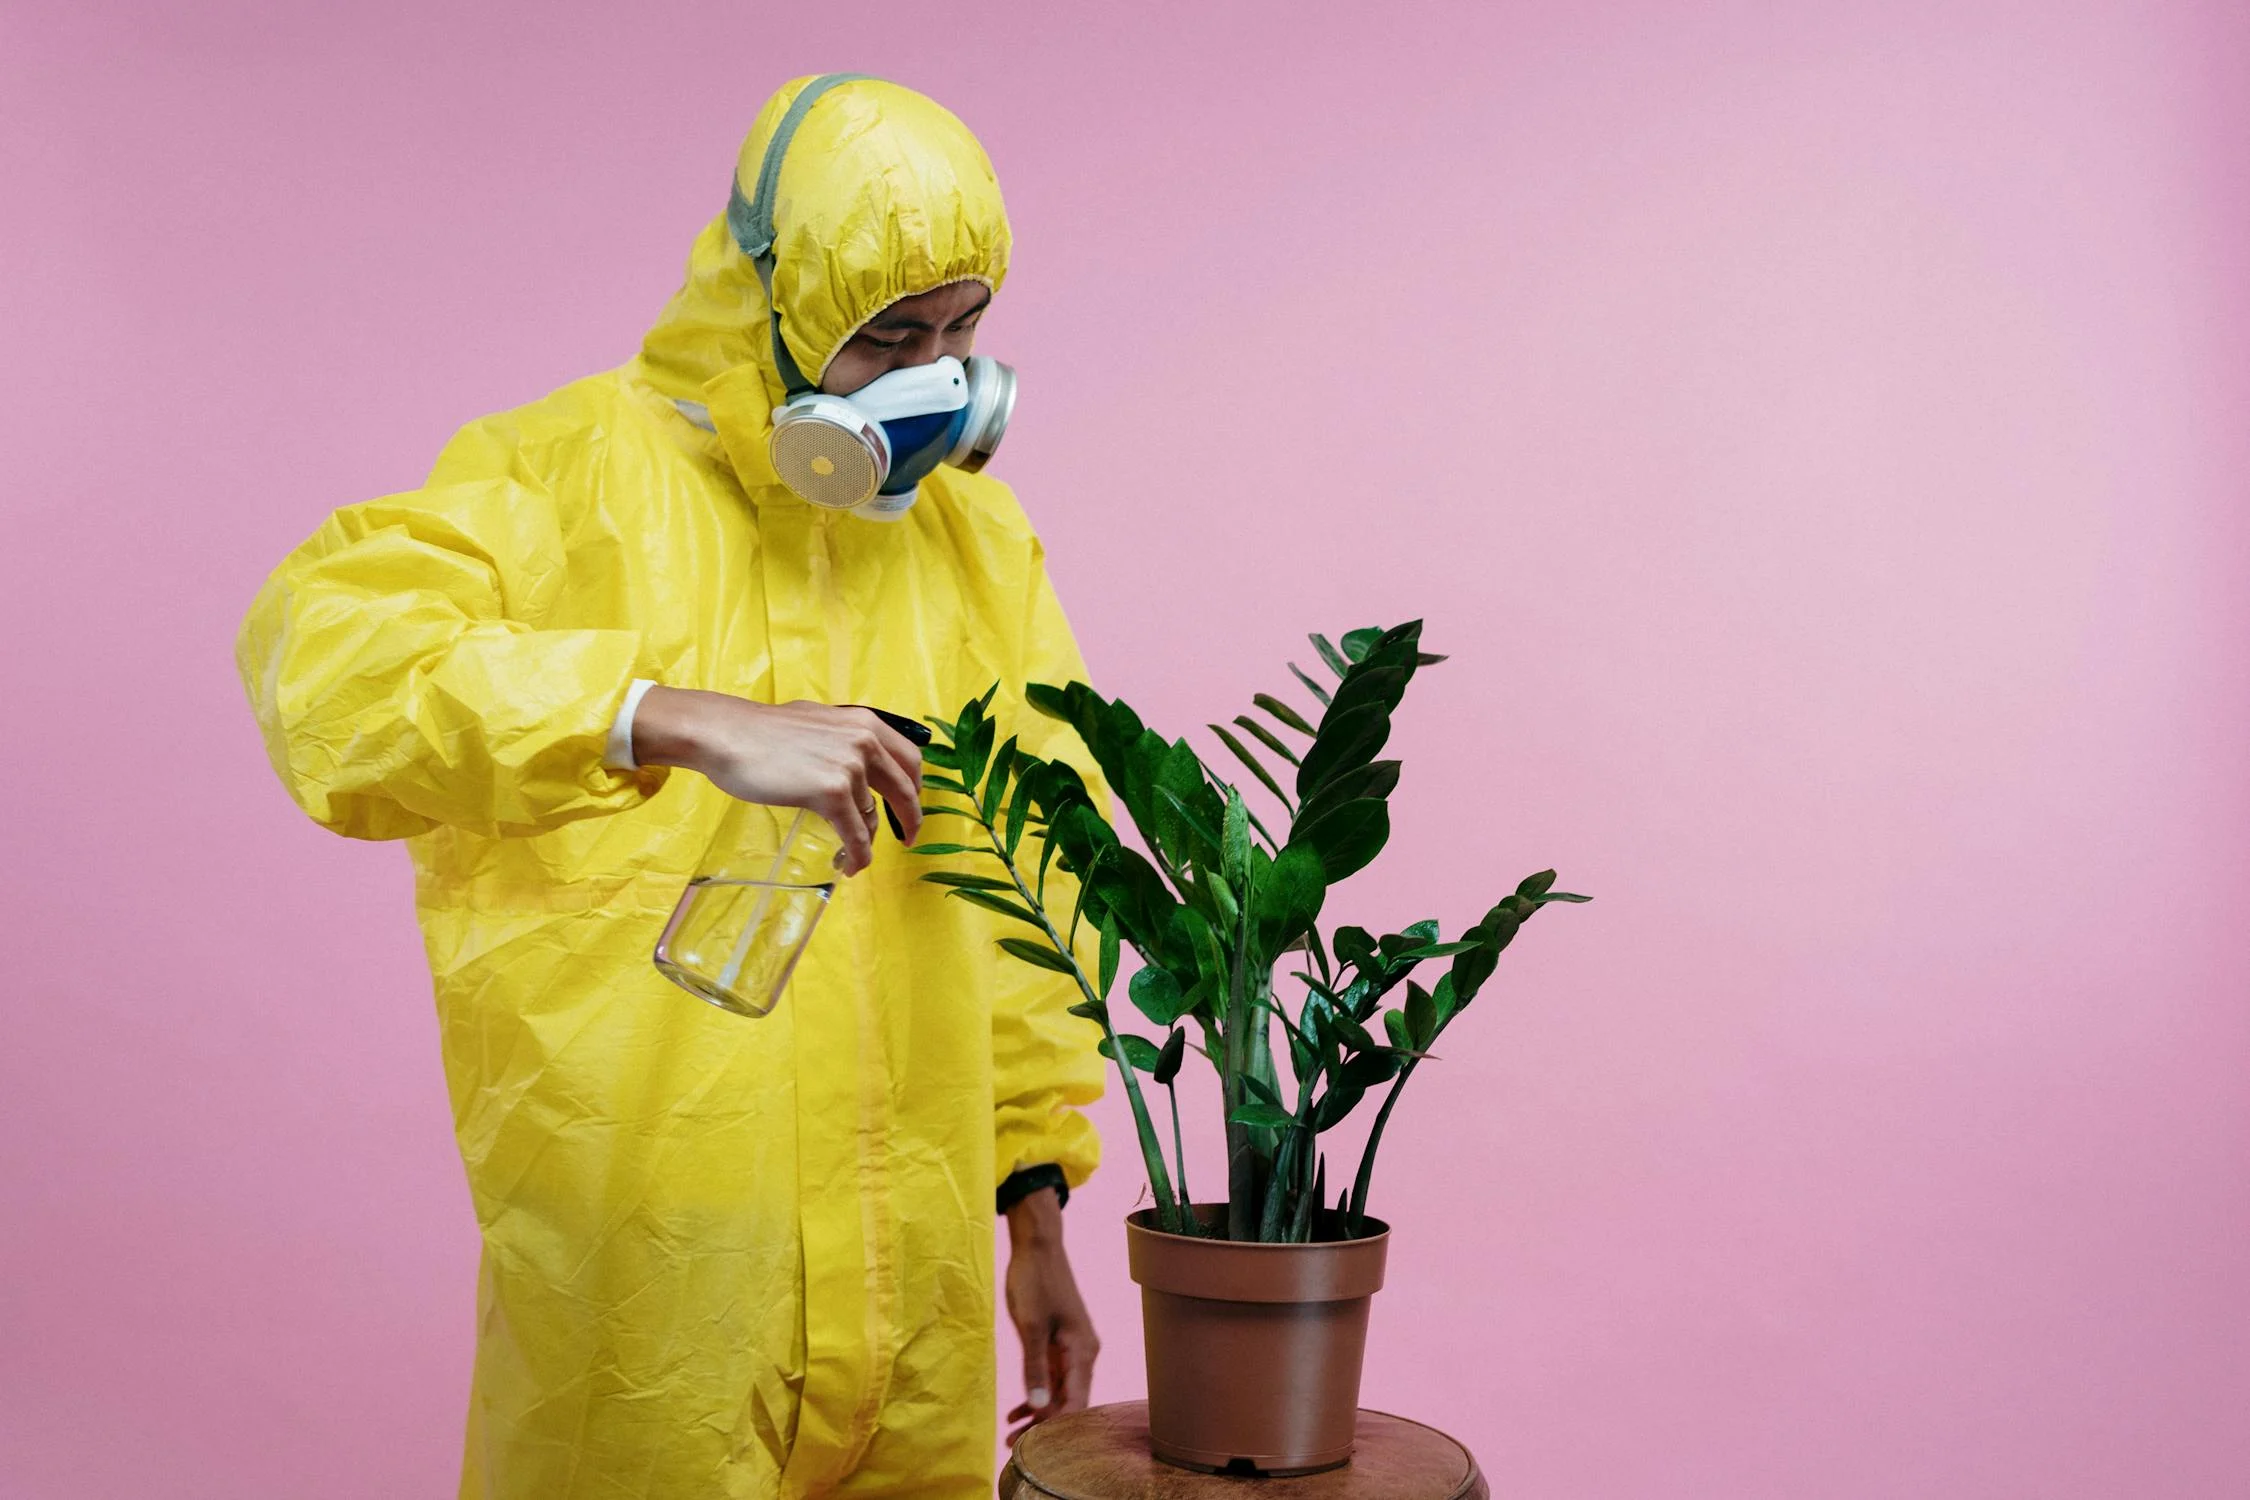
[237,77,1104,1499]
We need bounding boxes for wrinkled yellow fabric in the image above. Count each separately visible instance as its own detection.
[237,76,1104,1500]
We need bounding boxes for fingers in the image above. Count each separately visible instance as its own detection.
[814,768,873,877]
[1057,1326,1096,1412]
[857,785,882,849]
[852,710,924,847]
[1017,1319,1052,1422]
[698,700,923,875]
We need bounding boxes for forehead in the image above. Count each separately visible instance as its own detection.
[867,280,991,326]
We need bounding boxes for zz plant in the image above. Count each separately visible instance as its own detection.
[914,622,1586,1242]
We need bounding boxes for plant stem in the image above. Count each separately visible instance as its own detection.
[971,795,1187,1235]
[1166,1080,1193,1213]
[1345,1057,1419,1235]
[1223,907,1259,1240]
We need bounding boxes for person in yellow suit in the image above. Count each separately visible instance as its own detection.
[237,74,1107,1499]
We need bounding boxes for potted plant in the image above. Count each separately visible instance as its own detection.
[915,621,1587,1475]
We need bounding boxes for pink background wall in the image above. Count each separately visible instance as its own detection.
[5,2,2246,1495]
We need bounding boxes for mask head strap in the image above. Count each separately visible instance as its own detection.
[727,73,878,399]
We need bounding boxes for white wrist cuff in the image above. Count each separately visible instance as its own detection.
[604,678,659,772]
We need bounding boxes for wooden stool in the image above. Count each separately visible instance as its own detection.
[1001,1402,1487,1499]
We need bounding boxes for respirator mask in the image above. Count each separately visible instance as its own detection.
[724,73,1018,519]
[767,353,1015,518]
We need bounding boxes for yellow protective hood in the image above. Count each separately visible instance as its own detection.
[635,75,1012,492]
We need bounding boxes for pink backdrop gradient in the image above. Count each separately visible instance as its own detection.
[5,2,2247,1496]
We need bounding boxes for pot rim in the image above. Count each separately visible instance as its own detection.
[1126,1205,1391,1302]
[1124,1204,1391,1246]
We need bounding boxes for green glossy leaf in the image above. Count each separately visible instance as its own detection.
[1233,714,1302,766]
[1449,943,1499,1011]
[920,871,1015,892]
[1240,1071,1286,1110]
[920,773,969,795]
[1288,1017,1317,1087]
[1400,939,1480,959]
[1128,966,1194,1027]
[1324,666,1411,729]
[921,741,961,770]
[1328,1011,1378,1055]
[1295,704,1391,800]
[948,696,979,754]
[1340,1049,1401,1088]
[1430,971,1461,1025]
[1024,682,1073,721]
[1378,920,1442,964]
[1416,651,1448,665]
[1178,905,1228,990]
[946,887,1043,929]
[960,713,996,798]
[1341,627,1383,663]
[1153,1027,1188,1086]
[1207,723,1293,811]
[1157,785,1225,862]
[908,842,986,856]
[1290,797,1389,881]
[1099,1034,1165,1072]
[1035,805,1066,898]
[981,734,1018,816]
[1293,760,1402,831]
[1150,738,1218,870]
[1312,1080,1366,1132]
[1405,981,1437,1051]
[1251,842,1328,951]
[1227,1100,1299,1131]
[1098,923,1121,997]
[1222,787,1251,886]
[998,936,1077,975]
[1252,693,1317,738]
[1516,869,1558,899]
[1090,701,1148,797]
[1539,891,1593,903]
[1288,662,1333,707]
[1204,869,1239,926]
[1065,999,1106,1022]
[1383,1008,1411,1051]
[1333,926,1378,973]
[1310,633,1351,677]
[1004,764,1037,857]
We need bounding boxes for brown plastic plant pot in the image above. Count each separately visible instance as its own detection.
[1125,1204,1390,1477]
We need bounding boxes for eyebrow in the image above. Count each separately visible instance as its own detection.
[865,289,992,334]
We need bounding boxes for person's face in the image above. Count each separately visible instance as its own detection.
[819,280,991,396]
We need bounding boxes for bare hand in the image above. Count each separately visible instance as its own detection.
[630,688,922,875]
[1002,1187,1097,1444]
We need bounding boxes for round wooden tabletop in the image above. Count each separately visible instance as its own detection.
[1001,1402,1487,1500]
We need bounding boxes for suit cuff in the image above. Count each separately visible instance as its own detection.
[602,678,659,771]
[996,1163,1070,1216]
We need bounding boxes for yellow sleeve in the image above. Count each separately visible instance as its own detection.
[990,532,1111,1198]
[235,470,665,842]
